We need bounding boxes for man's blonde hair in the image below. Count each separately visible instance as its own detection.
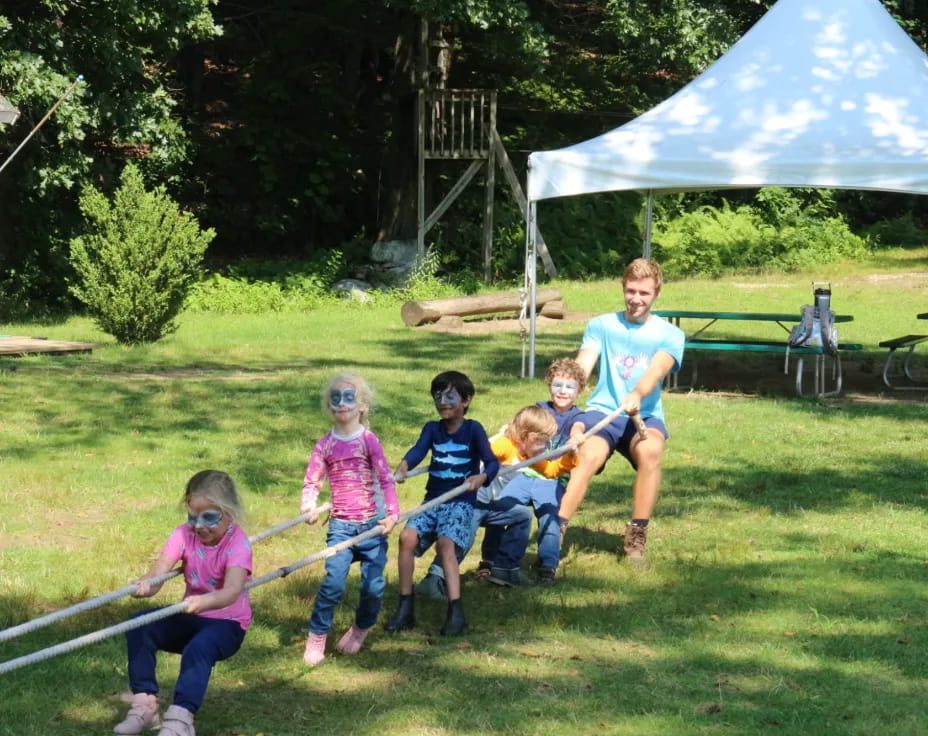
[622,258,663,292]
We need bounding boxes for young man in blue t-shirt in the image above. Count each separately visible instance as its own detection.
[561,258,685,564]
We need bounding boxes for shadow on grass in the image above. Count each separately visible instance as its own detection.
[3,547,927,735]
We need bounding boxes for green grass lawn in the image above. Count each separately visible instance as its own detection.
[1,250,926,735]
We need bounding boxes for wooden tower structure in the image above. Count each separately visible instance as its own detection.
[416,22,554,282]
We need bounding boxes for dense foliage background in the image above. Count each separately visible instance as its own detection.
[2,0,928,316]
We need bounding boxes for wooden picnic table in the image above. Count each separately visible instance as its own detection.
[653,309,859,397]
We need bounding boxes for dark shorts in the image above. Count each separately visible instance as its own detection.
[578,410,668,472]
[406,499,476,557]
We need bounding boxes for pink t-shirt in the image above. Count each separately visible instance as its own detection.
[161,522,253,630]
[301,428,400,522]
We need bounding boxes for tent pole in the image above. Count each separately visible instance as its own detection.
[527,199,538,378]
[643,189,654,259]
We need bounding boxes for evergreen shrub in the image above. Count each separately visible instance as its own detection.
[68,163,214,344]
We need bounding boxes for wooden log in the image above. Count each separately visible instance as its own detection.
[402,288,562,327]
[539,300,564,319]
[435,315,464,328]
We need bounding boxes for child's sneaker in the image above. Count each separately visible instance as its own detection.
[488,566,535,587]
[113,692,160,734]
[623,522,648,565]
[155,705,195,736]
[473,560,492,581]
[336,625,370,655]
[414,573,448,601]
[303,632,327,666]
[537,566,557,585]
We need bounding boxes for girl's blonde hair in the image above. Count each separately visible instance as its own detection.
[322,372,374,426]
[184,470,245,527]
[504,405,557,446]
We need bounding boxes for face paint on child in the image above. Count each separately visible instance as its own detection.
[188,509,224,528]
[550,378,579,398]
[329,388,357,410]
[433,388,461,407]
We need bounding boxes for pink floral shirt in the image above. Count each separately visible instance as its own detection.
[301,428,400,522]
[161,522,253,630]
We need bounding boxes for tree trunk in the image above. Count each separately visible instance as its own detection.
[376,13,419,241]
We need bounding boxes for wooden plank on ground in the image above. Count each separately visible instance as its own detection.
[0,336,95,356]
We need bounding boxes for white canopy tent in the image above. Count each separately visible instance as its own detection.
[522,0,928,375]
[0,93,19,126]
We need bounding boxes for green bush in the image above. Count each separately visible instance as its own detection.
[653,192,869,278]
[185,251,347,313]
[68,163,214,344]
[861,213,928,248]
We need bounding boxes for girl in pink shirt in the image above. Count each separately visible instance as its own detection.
[113,470,252,736]
[301,372,400,666]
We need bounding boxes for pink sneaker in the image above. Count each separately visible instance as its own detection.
[336,625,370,655]
[113,692,160,734]
[155,705,195,736]
[303,632,327,666]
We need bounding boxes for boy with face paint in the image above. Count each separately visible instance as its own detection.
[385,371,499,636]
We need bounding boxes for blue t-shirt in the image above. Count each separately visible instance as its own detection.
[580,312,684,422]
[403,419,500,505]
[536,400,583,447]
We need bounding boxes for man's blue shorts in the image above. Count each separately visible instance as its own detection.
[578,411,668,471]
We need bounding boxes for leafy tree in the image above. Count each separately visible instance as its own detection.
[69,162,214,344]
[0,1,219,315]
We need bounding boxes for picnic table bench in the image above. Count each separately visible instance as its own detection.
[878,312,928,390]
[654,310,860,397]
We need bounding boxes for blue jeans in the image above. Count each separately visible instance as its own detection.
[482,473,565,570]
[309,518,388,635]
[427,497,532,576]
[126,610,246,713]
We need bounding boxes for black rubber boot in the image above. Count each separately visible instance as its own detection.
[384,594,415,632]
[440,598,467,636]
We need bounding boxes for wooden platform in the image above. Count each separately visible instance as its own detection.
[0,336,95,356]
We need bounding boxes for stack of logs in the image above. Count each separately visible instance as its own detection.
[401,288,563,328]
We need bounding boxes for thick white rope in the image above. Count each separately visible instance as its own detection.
[0,504,331,644]
[0,405,645,675]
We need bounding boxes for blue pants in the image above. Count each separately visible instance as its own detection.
[309,518,388,635]
[126,610,246,713]
[482,474,565,570]
[428,497,532,576]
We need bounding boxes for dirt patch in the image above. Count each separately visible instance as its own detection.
[101,369,279,382]
[730,282,790,289]
[673,353,928,404]
[851,271,928,284]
